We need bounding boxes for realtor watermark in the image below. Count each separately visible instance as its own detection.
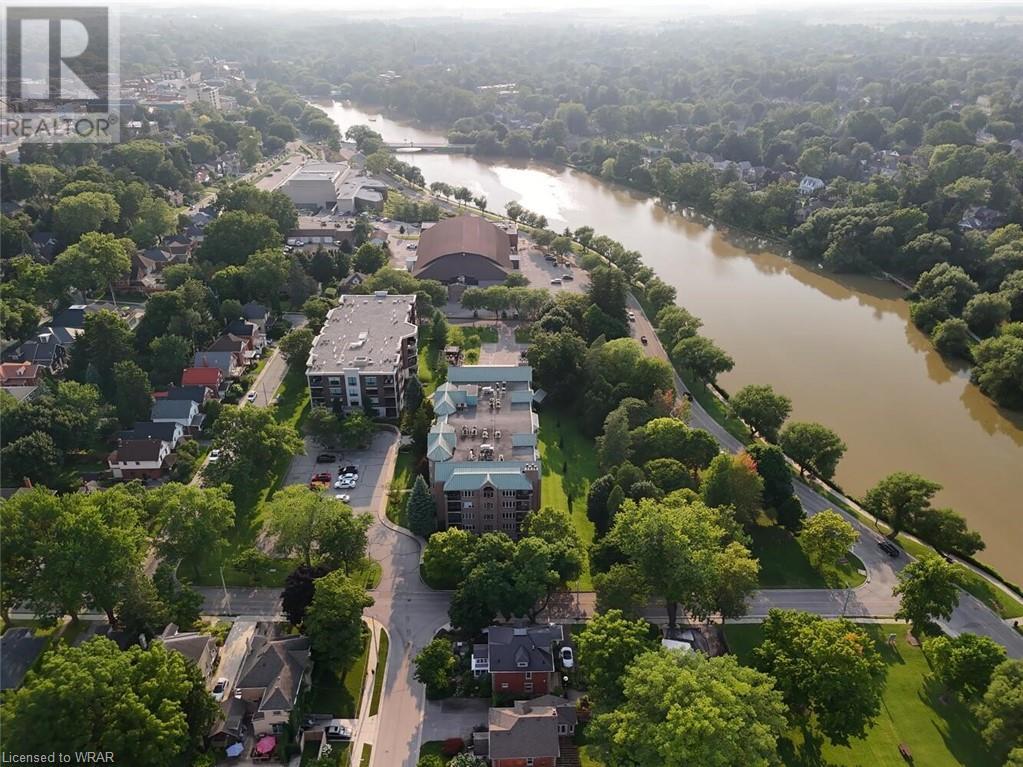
[1,4,120,143]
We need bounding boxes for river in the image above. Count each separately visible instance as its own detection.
[323,101,1023,583]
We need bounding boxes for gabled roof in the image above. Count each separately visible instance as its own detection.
[110,439,167,463]
[151,398,198,421]
[192,351,239,371]
[0,362,39,382]
[447,365,533,385]
[488,704,561,760]
[120,421,181,443]
[241,301,269,321]
[206,333,247,353]
[416,215,511,273]
[161,632,216,667]
[444,467,533,492]
[485,625,563,674]
[236,635,310,713]
[181,367,222,387]
[163,385,208,403]
[226,319,259,338]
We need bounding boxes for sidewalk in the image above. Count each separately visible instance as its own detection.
[348,617,388,767]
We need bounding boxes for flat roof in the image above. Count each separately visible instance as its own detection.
[281,161,348,185]
[306,293,417,375]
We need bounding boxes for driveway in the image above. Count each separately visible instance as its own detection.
[477,322,526,365]
[517,246,589,294]
[421,698,489,743]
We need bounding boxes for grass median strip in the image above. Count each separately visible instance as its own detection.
[369,628,389,717]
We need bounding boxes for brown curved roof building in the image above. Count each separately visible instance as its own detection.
[414,215,512,283]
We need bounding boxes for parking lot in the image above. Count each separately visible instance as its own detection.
[283,432,396,512]
[517,246,589,295]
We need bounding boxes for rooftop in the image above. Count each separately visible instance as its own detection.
[488,703,561,760]
[306,293,417,375]
[415,215,512,273]
[280,161,348,186]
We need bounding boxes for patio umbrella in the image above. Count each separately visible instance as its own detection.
[255,736,276,755]
[225,743,244,758]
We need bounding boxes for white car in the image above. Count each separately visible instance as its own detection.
[627,311,636,321]
[559,646,574,669]
[208,449,221,463]
[334,478,356,489]
[211,677,229,702]
[335,493,351,503]
[246,392,257,402]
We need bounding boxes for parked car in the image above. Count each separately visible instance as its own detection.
[877,539,900,557]
[246,391,257,402]
[561,273,574,281]
[640,335,649,345]
[208,449,221,463]
[627,311,636,321]
[311,472,331,483]
[550,278,562,285]
[335,477,357,489]
[335,493,351,503]
[559,647,574,669]
[340,465,359,477]
[212,677,229,702]
[316,453,337,463]
[325,722,351,741]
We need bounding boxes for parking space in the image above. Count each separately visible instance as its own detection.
[516,247,589,295]
[421,698,489,743]
[283,432,395,512]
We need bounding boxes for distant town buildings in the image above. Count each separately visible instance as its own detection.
[305,293,419,418]
[426,365,541,535]
[275,161,388,214]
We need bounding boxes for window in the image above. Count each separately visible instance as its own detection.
[365,376,377,385]
[525,671,532,679]
[484,502,493,510]
[500,683,509,690]
[483,487,495,498]
[503,501,513,509]
[347,376,357,386]
[369,397,379,405]
[327,376,340,386]
[526,759,534,767]
[524,682,533,693]
[462,491,473,498]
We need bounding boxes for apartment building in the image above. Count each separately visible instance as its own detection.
[305,293,418,418]
[426,365,541,536]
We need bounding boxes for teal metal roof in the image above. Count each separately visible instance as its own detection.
[510,433,537,447]
[447,365,533,385]
[443,467,533,492]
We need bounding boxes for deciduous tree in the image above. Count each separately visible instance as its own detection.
[923,633,1006,701]
[893,554,961,635]
[730,384,792,441]
[576,609,657,707]
[303,570,374,670]
[800,510,858,569]
[779,421,846,480]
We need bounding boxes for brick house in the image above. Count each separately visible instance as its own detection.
[473,625,564,697]
[475,696,576,767]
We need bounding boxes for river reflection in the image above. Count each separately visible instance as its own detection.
[324,101,1023,582]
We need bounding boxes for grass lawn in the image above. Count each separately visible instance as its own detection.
[677,369,752,445]
[574,725,605,767]
[418,742,450,762]
[369,628,389,716]
[749,521,866,589]
[955,566,1023,619]
[194,365,310,587]
[359,745,372,767]
[418,345,441,396]
[724,623,999,767]
[304,627,371,718]
[514,325,532,343]
[537,409,599,590]
[386,449,417,526]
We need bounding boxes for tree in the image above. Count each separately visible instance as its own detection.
[147,483,235,573]
[1,432,61,486]
[148,335,192,387]
[281,564,330,626]
[69,308,135,395]
[200,211,281,266]
[52,191,119,242]
[779,421,847,480]
[597,407,632,472]
[931,318,972,358]
[730,384,791,441]
[131,196,177,247]
[754,609,885,745]
[800,510,858,570]
[893,554,962,635]
[699,453,764,526]
[863,472,942,537]
[593,563,651,618]
[303,570,374,670]
[204,406,303,494]
[354,243,388,274]
[521,506,586,586]
[265,486,368,569]
[280,327,315,367]
[422,528,478,589]
[643,458,692,494]
[963,292,1011,337]
[671,335,734,384]
[0,639,217,765]
[243,248,290,304]
[575,609,657,707]
[525,329,587,404]
[972,330,1023,409]
[407,476,437,537]
[975,660,1023,759]
[339,411,376,449]
[592,651,787,767]
[414,638,457,698]
[52,231,132,299]
[112,360,153,426]
[746,442,795,511]
[306,406,340,448]
[913,506,984,557]
[923,633,1006,701]
[448,755,487,767]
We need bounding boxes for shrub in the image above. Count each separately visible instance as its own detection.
[441,738,465,756]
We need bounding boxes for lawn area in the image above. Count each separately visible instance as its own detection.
[537,409,599,590]
[514,325,532,344]
[359,745,372,767]
[574,725,605,767]
[194,364,310,587]
[724,623,999,767]
[956,566,1023,619]
[304,627,371,718]
[369,628,389,716]
[386,449,417,526]
[418,344,442,396]
[749,521,866,589]
[418,742,450,762]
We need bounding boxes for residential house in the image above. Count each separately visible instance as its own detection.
[160,384,211,405]
[108,438,173,479]
[0,362,41,387]
[959,205,1005,232]
[0,385,39,403]
[151,398,204,433]
[50,302,145,332]
[473,625,564,697]
[232,633,311,738]
[207,333,256,364]
[192,350,243,379]
[158,624,219,682]
[8,328,71,374]
[241,301,270,332]
[0,628,50,691]
[29,231,59,261]
[118,420,185,448]
[163,234,196,261]
[180,366,224,395]
[475,697,577,767]
[338,272,367,291]
[798,176,826,195]
[226,319,265,352]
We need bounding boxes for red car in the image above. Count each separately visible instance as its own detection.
[310,472,331,483]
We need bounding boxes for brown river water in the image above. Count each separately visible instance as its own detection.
[324,101,1023,583]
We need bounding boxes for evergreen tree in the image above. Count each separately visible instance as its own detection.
[407,475,437,537]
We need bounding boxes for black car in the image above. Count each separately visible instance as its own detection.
[316,453,337,463]
[877,539,900,557]
[340,465,358,476]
